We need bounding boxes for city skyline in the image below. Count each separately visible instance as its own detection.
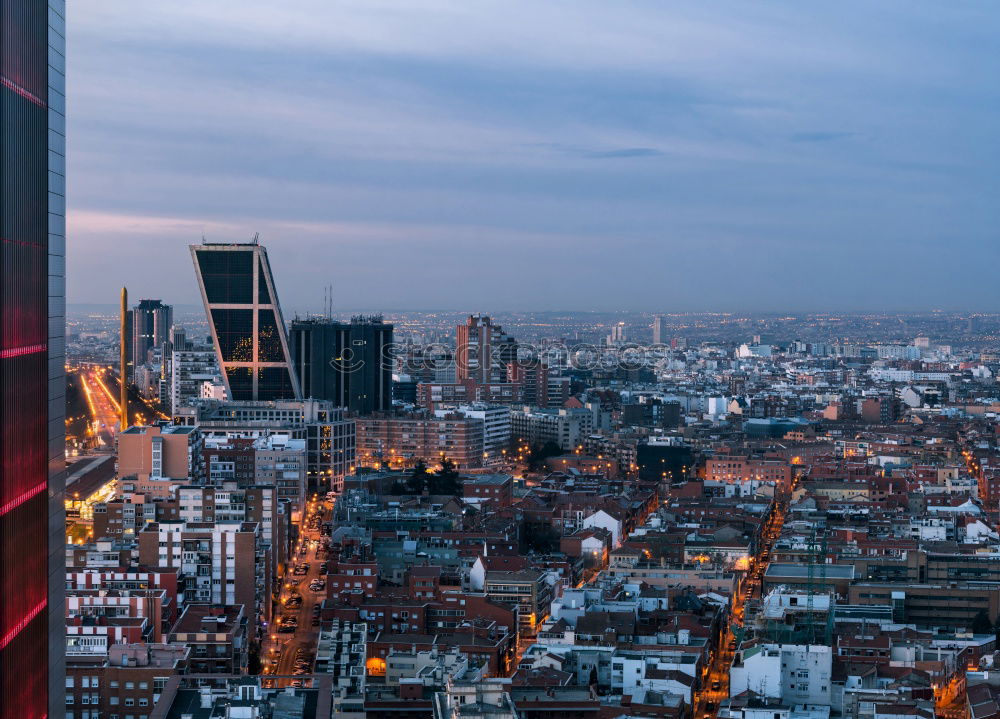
[67,1,1000,312]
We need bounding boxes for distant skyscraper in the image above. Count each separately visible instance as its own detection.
[290,316,394,414]
[607,321,627,345]
[191,243,301,401]
[1,1,66,715]
[456,315,516,384]
[129,298,172,379]
[652,316,664,345]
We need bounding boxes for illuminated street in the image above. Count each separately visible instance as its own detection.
[261,495,331,688]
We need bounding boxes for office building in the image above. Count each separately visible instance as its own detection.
[652,315,664,345]
[129,299,172,381]
[190,242,300,401]
[289,315,394,413]
[1,2,66,715]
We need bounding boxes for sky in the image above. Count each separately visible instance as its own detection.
[67,1,1000,314]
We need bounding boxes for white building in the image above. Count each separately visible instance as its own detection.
[171,350,221,412]
[438,403,511,457]
[729,643,832,706]
[511,406,594,451]
[582,509,622,548]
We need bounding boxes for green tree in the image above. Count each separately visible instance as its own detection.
[247,643,262,674]
[972,608,992,634]
[429,457,461,495]
[527,441,563,471]
[406,459,429,494]
[389,480,407,495]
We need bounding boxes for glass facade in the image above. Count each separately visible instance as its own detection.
[0,1,65,716]
[192,244,299,401]
[290,318,394,414]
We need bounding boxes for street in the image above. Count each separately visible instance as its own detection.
[692,496,787,718]
[262,495,331,688]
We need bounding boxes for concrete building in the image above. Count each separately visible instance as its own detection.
[170,349,220,412]
[355,411,485,470]
[175,398,355,492]
[484,569,554,638]
[117,424,205,483]
[437,403,511,457]
[511,406,594,451]
[729,643,832,705]
[138,520,271,627]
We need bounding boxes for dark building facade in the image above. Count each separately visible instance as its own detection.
[191,242,301,401]
[129,298,172,380]
[290,316,393,414]
[1,1,66,716]
[636,441,693,483]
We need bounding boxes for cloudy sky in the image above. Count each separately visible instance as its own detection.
[68,1,1000,313]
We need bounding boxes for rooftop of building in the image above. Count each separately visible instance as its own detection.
[764,563,856,579]
[170,604,244,636]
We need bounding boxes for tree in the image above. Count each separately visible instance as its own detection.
[406,459,429,494]
[527,441,563,471]
[523,525,559,554]
[972,608,992,634]
[389,480,407,495]
[429,457,461,495]
[247,642,262,674]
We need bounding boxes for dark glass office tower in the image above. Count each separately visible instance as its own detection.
[0,1,66,717]
[290,316,394,414]
[191,243,301,401]
[129,298,172,380]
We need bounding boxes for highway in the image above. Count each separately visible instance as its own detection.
[78,365,123,446]
[262,496,330,688]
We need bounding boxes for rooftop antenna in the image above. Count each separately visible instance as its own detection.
[251,232,260,245]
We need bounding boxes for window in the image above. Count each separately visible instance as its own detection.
[125,697,135,706]
[110,697,119,705]
[66,677,74,688]
[66,695,74,705]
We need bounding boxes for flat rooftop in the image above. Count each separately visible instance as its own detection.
[765,563,855,580]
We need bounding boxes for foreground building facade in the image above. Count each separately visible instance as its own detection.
[0,1,66,715]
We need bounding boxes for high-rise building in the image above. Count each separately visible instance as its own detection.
[190,242,300,401]
[456,315,516,384]
[652,316,664,345]
[289,315,394,414]
[1,2,66,716]
[129,299,172,380]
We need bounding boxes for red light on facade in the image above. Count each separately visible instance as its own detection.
[0,480,47,517]
[0,342,46,359]
[0,75,47,109]
[0,599,47,651]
